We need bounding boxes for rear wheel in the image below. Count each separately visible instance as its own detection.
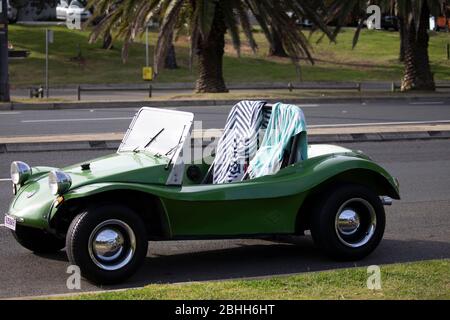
[310,184,385,260]
[12,225,65,254]
[66,204,148,284]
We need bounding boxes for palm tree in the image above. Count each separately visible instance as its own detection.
[327,0,448,91]
[88,0,334,93]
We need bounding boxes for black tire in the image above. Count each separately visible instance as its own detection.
[310,184,385,261]
[66,204,148,284]
[12,225,65,254]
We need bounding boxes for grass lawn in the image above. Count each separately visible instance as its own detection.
[8,25,450,88]
[65,259,450,300]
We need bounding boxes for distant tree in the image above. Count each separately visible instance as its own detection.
[328,0,448,91]
[88,0,334,93]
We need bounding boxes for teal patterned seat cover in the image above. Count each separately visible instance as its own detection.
[247,103,307,179]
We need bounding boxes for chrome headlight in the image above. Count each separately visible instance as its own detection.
[48,170,72,195]
[10,161,32,185]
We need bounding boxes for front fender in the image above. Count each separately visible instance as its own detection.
[48,182,179,221]
[63,182,180,200]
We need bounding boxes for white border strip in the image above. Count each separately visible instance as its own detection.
[309,120,450,128]
[21,117,134,123]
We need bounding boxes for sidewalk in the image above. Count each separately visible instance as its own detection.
[1,123,449,153]
[3,80,450,111]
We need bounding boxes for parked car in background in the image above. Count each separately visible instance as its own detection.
[67,0,91,21]
[56,0,69,20]
[381,15,399,31]
[435,16,450,31]
[366,15,399,31]
[56,0,91,22]
[7,0,18,23]
[296,17,314,28]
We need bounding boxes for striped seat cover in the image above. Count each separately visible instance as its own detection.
[212,100,267,184]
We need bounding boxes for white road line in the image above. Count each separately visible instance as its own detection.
[0,112,21,115]
[309,120,450,128]
[21,117,134,123]
[295,104,320,108]
[0,178,11,182]
[0,224,5,227]
[409,101,445,105]
[15,118,450,128]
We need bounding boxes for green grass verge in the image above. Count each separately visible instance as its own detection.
[8,25,450,87]
[162,90,450,101]
[66,259,449,300]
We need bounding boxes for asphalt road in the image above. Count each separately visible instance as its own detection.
[0,139,449,298]
[1,99,450,137]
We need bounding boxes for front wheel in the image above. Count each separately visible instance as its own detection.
[310,184,385,261]
[66,204,148,284]
[12,225,65,254]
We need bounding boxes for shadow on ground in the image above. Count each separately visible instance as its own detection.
[91,236,450,290]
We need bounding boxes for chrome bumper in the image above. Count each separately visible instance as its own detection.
[380,196,393,206]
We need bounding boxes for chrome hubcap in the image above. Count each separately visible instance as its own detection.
[92,229,125,262]
[88,219,136,271]
[337,209,361,235]
[334,198,376,248]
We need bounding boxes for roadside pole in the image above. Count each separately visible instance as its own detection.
[0,0,10,102]
[45,29,49,98]
[45,28,53,98]
[145,26,149,67]
[142,23,153,84]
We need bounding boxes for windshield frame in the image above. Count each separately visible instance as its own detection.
[118,107,194,185]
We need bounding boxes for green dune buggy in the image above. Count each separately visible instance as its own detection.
[4,105,399,284]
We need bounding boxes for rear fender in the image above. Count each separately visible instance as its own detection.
[301,155,400,200]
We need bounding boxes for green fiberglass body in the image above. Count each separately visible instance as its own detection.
[5,106,399,284]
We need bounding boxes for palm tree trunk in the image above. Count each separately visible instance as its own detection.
[195,5,228,93]
[398,16,406,62]
[251,11,287,58]
[164,32,178,69]
[400,3,435,91]
[268,28,288,57]
[102,32,113,50]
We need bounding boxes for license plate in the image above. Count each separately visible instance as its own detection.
[4,215,16,231]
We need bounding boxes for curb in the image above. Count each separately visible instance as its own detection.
[1,94,450,111]
[4,286,145,300]
[1,130,449,153]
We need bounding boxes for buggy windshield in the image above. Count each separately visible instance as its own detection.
[118,108,193,160]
